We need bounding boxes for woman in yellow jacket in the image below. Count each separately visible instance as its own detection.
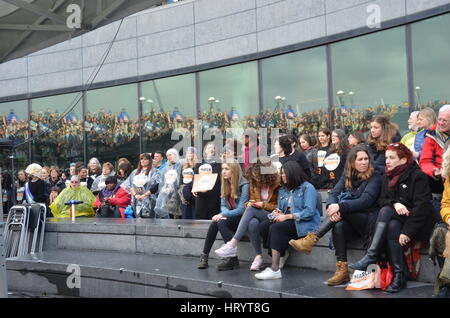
[50,175,96,218]
[440,145,450,225]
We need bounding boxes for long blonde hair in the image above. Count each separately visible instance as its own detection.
[221,160,242,199]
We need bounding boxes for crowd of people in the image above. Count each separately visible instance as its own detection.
[1,102,450,296]
[5,100,447,168]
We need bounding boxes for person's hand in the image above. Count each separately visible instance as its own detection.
[274,214,292,223]
[250,201,263,209]
[330,211,341,222]
[433,167,442,178]
[327,203,340,217]
[211,214,224,222]
[412,151,419,159]
[399,234,411,246]
[394,202,410,216]
[192,191,198,197]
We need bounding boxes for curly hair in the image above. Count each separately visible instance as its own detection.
[245,157,278,187]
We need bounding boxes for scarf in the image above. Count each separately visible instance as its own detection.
[385,163,409,189]
[102,183,119,198]
[434,127,450,152]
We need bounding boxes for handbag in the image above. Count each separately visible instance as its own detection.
[403,240,423,280]
[346,264,380,291]
[96,204,118,217]
[378,261,394,290]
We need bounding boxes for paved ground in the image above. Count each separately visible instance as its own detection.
[7,249,434,298]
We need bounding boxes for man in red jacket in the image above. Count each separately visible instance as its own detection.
[419,104,450,195]
[94,176,131,218]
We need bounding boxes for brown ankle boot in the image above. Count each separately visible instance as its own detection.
[288,232,318,254]
[327,261,350,286]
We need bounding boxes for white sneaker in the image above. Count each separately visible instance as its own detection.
[250,255,263,271]
[214,242,237,258]
[255,267,282,280]
[279,250,290,269]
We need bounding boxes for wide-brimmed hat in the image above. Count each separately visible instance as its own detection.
[25,163,43,178]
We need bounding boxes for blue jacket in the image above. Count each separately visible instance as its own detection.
[414,128,430,160]
[220,177,249,217]
[327,171,381,216]
[277,182,320,237]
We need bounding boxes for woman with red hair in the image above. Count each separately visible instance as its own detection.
[350,142,436,293]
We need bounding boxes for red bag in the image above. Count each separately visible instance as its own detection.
[403,240,423,280]
[378,262,394,291]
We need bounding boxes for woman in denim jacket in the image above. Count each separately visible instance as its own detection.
[197,160,249,271]
[256,161,320,280]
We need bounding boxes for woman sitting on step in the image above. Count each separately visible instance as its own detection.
[213,158,280,271]
[350,142,435,293]
[289,146,381,286]
[197,159,249,271]
[255,161,320,280]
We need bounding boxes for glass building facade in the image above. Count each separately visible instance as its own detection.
[0,13,449,172]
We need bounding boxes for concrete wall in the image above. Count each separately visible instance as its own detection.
[0,0,449,99]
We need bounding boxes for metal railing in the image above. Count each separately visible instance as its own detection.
[0,222,7,298]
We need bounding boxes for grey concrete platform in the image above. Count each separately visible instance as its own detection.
[7,249,433,298]
[40,217,441,284]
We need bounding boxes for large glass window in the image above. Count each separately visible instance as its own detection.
[141,74,196,154]
[0,100,29,172]
[199,62,259,146]
[31,93,83,168]
[261,46,328,135]
[86,84,139,166]
[412,13,450,112]
[331,27,409,134]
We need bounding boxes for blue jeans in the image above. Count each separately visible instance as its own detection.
[233,206,270,255]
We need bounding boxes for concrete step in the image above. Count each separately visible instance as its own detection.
[41,218,441,284]
[6,249,434,298]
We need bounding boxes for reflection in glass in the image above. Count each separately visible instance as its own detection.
[412,13,450,112]
[0,100,29,171]
[31,93,83,167]
[141,74,197,153]
[331,27,409,134]
[261,47,328,135]
[199,62,259,144]
[86,84,139,166]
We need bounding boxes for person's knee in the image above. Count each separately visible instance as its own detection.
[332,220,346,236]
[248,218,259,233]
[378,206,395,222]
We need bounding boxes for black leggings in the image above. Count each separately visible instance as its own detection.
[332,212,368,262]
[202,215,241,255]
[376,206,406,240]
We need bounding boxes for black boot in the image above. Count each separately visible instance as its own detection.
[217,256,239,271]
[315,218,335,238]
[197,253,209,269]
[349,222,387,271]
[385,240,407,293]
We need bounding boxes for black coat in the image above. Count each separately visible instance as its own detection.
[193,161,221,220]
[378,162,434,239]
